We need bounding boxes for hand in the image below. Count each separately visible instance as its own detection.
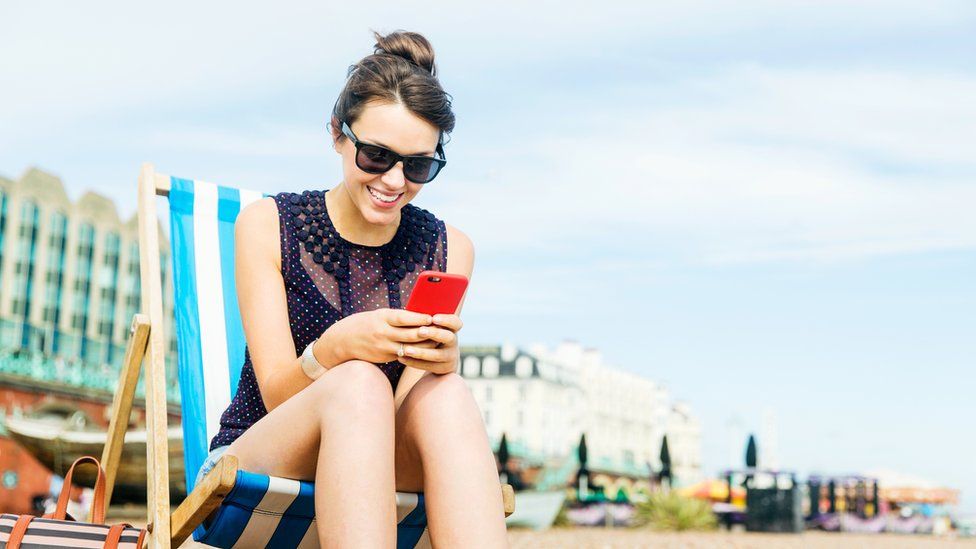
[396,314,463,375]
[322,308,433,365]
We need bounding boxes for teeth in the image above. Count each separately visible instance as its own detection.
[368,186,400,203]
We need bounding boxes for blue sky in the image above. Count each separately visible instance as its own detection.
[2,2,974,511]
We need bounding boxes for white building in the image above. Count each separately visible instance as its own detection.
[460,343,583,462]
[460,339,703,486]
[666,402,703,485]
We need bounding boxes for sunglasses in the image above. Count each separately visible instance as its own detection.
[340,121,447,184]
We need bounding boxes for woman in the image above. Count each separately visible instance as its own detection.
[194,31,508,547]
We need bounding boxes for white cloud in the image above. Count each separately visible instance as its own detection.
[2,1,971,132]
[435,65,976,266]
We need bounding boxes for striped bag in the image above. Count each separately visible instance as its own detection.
[0,457,146,549]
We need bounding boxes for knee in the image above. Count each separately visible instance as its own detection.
[311,360,394,411]
[409,373,474,412]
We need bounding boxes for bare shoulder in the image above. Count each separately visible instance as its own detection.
[445,223,474,278]
[235,197,281,267]
[237,196,278,229]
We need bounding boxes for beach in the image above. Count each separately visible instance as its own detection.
[103,503,975,548]
[506,527,976,548]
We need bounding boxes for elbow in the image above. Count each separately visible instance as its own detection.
[254,370,293,413]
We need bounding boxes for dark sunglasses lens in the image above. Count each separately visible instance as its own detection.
[403,158,441,183]
[356,144,396,173]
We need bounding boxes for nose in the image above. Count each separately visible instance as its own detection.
[380,161,407,189]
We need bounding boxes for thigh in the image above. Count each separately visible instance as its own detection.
[226,360,394,481]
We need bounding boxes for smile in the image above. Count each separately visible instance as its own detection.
[367,186,402,203]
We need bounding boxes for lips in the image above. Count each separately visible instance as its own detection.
[367,186,402,203]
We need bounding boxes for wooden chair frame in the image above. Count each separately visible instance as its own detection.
[101,163,515,548]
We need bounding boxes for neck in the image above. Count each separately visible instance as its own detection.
[326,183,400,246]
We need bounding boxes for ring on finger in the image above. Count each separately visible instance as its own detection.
[397,343,405,358]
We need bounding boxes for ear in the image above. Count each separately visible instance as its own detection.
[329,116,343,151]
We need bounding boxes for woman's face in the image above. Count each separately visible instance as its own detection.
[333,101,441,226]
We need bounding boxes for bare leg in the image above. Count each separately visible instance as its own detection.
[225,360,397,547]
[394,373,509,548]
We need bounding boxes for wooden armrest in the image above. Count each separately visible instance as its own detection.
[502,484,515,517]
[99,314,150,520]
[169,454,239,548]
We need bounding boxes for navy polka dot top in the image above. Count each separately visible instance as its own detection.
[210,190,448,451]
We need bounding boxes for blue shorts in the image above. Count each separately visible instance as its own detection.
[195,445,230,487]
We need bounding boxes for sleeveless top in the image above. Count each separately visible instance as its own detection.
[209,190,448,451]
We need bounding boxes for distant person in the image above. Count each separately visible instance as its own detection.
[192,30,507,547]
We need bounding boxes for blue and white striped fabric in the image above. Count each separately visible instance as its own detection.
[168,177,431,548]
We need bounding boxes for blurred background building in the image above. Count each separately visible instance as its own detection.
[0,167,177,383]
[461,339,703,487]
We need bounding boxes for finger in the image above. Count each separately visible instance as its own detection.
[398,356,454,374]
[388,326,452,344]
[431,314,462,331]
[388,309,433,327]
[418,325,457,346]
[402,345,455,364]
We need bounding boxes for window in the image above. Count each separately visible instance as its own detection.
[462,355,480,377]
[482,356,499,378]
[485,386,493,402]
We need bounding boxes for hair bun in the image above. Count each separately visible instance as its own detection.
[372,30,436,76]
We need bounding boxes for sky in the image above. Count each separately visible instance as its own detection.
[2,1,974,512]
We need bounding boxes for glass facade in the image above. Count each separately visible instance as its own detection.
[99,232,120,363]
[0,171,179,402]
[0,189,7,285]
[17,201,39,349]
[44,211,68,353]
[73,223,95,361]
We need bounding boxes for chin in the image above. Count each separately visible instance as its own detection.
[356,182,410,224]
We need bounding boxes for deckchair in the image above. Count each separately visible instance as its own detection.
[101,164,515,548]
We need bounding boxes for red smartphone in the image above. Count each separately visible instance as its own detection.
[405,270,469,316]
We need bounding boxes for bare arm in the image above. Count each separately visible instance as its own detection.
[394,223,474,411]
[235,198,345,411]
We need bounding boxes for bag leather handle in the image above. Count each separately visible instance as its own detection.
[54,456,107,524]
[103,523,126,548]
[7,514,35,549]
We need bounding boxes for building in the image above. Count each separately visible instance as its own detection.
[0,167,176,375]
[461,339,703,486]
[460,343,584,462]
[666,402,703,485]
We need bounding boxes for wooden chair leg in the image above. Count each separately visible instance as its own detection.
[169,454,239,548]
[98,314,150,522]
[139,162,173,548]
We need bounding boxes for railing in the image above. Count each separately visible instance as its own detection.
[0,346,180,404]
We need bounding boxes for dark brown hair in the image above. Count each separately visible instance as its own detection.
[332,30,455,141]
